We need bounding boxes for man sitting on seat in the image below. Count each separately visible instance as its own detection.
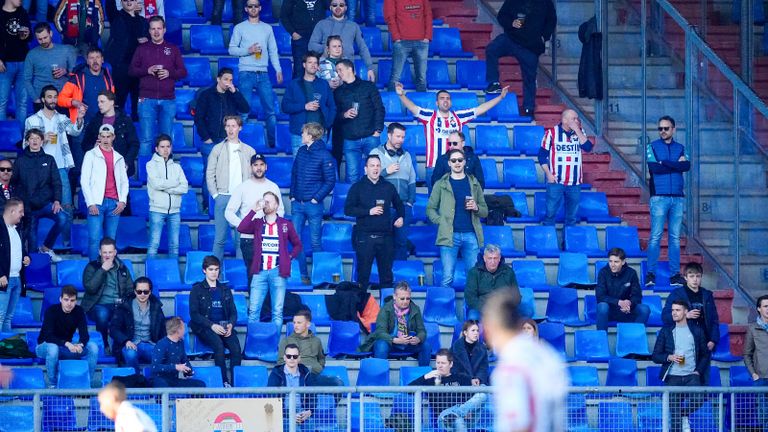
[268,343,319,431]
[464,244,519,321]
[151,316,206,388]
[595,247,651,330]
[110,277,167,372]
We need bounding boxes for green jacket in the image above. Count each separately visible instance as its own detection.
[426,174,488,247]
[359,300,427,352]
[464,262,520,311]
[277,331,326,374]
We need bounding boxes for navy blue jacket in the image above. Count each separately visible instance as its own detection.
[281,77,336,135]
[151,336,192,380]
[648,138,690,196]
[290,140,337,202]
[596,264,643,312]
[652,322,709,380]
[662,286,720,344]
[450,337,490,385]
[188,281,238,335]
[267,363,318,411]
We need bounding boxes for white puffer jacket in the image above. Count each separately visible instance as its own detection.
[80,146,130,206]
[146,153,189,214]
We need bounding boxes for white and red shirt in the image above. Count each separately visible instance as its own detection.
[539,124,592,186]
[114,401,158,432]
[416,107,477,168]
[260,221,280,271]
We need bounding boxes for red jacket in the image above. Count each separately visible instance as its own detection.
[237,213,302,279]
[384,0,433,41]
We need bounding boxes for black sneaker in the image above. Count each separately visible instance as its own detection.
[485,82,502,93]
[670,273,685,287]
[645,273,656,287]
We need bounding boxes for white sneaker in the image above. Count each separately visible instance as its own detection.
[40,248,62,263]
[682,416,691,432]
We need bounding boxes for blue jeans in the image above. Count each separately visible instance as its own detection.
[348,0,376,25]
[28,202,71,250]
[438,392,487,431]
[148,211,181,258]
[343,136,379,183]
[373,339,431,366]
[290,38,309,78]
[239,71,276,146]
[87,198,121,261]
[291,200,324,278]
[0,61,28,123]
[388,40,429,92]
[122,341,155,372]
[393,205,412,260]
[59,169,73,241]
[248,267,287,327]
[138,98,176,156]
[213,194,234,260]
[484,33,540,111]
[87,304,116,348]
[754,378,768,425]
[595,302,651,330]
[439,232,479,288]
[647,196,684,275]
[36,341,99,386]
[22,0,48,21]
[0,277,21,331]
[544,182,581,226]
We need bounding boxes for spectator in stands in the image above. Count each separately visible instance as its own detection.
[228,0,281,148]
[98,381,159,431]
[360,281,431,365]
[104,0,149,122]
[146,134,189,258]
[595,247,651,330]
[289,122,336,284]
[277,309,325,373]
[0,198,29,332]
[13,128,69,261]
[268,343,319,429]
[206,116,257,261]
[129,15,187,157]
[396,83,508,169]
[212,0,243,25]
[308,1,375,82]
[520,318,538,339]
[450,320,489,385]
[484,0,555,119]
[189,255,242,387]
[334,59,384,182]
[369,122,416,260]
[227,154,284,281]
[110,276,166,372]
[0,0,31,125]
[482,288,568,432]
[0,158,16,213]
[37,285,100,388]
[347,0,374,27]
[662,262,719,385]
[384,0,432,92]
[745,294,768,425]
[430,131,484,190]
[465,244,519,320]
[652,299,709,431]
[646,115,690,287]
[82,236,134,355]
[82,90,140,177]
[282,51,336,156]
[317,35,347,171]
[24,22,77,112]
[538,109,592,227]
[81,124,130,261]
[237,191,301,327]
[427,148,488,289]
[53,0,104,53]
[151,316,206,388]
[20,0,43,24]
[281,0,328,78]
[345,154,403,290]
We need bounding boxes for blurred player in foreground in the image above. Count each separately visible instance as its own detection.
[98,381,158,432]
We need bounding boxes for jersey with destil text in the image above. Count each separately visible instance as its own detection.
[540,124,589,186]
[416,107,477,168]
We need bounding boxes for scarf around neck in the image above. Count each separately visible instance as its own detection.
[394,303,410,338]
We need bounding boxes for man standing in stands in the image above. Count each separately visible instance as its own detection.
[384,0,432,92]
[151,316,206,388]
[369,122,416,260]
[484,0,556,119]
[82,90,140,178]
[24,22,77,112]
[334,59,385,182]
[226,154,284,283]
[146,134,188,258]
[281,51,336,156]
[289,122,336,284]
[110,277,166,372]
[0,198,29,332]
[53,0,105,53]
[129,15,187,157]
[0,158,15,213]
[646,115,690,287]
[0,0,31,125]
[465,244,519,320]
[595,247,651,330]
[206,116,257,262]
[430,131,484,190]
[281,0,328,78]
[345,155,404,290]
[538,108,592,227]
[396,82,508,169]
[229,0,281,148]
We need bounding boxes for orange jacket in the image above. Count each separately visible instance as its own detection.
[57,68,115,123]
[384,0,433,41]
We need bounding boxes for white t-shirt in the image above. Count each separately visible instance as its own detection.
[6,224,22,277]
[114,401,158,432]
[224,178,284,239]
[227,142,244,194]
[492,334,569,432]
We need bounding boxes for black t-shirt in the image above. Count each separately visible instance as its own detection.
[0,8,31,62]
[685,286,706,327]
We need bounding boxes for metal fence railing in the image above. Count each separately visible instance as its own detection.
[1,386,767,432]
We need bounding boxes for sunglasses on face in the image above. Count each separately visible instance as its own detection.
[449,158,465,163]
[331,3,346,6]
[0,168,11,172]
[246,4,261,8]
[658,126,671,131]
[448,141,462,146]
[285,354,300,359]
[135,290,151,295]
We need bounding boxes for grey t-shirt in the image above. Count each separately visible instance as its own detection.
[23,44,77,100]
[670,325,696,376]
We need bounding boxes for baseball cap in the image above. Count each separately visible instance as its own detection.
[98,124,115,135]
[250,154,266,164]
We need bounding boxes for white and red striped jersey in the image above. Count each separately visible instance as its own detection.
[539,124,591,186]
[260,221,280,271]
[416,107,477,168]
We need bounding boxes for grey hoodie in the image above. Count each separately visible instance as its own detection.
[308,16,373,69]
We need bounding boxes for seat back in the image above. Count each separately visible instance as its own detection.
[564,226,602,255]
[605,225,645,257]
[356,358,390,386]
[56,259,89,290]
[243,322,280,362]
[523,225,559,257]
[606,358,638,386]
[321,365,350,386]
[10,367,45,389]
[616,323,650,357]
[512,125,546,155]
[538,322,567,358]
[399,366,432,386]
[321,223,355,255]
[224,259,249,291]
[502,159,539,187]
[327,320,363,357]
[557,252,594,286]
[58,359,90,388]
[568,365,600,386]
[392,260,426,288]
[193,366,224,387]
[299,294,332,325]
[184,251,211,285]
[233,365,269,387]
[189,25,226,54]
[264,157,293,187]
[574,330,611,362]
[175,294,191,323]
[101,367,135,387]
[146,258,183,287]
[455,60,486,89]
[311,252,344,285]
[422,287,459,326]
[25,252,54,291]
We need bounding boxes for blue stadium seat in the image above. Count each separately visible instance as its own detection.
[564,225,604,257]
[426,59,460,89]
[243,322,280,361]
[422,286,459,326]
[193,366,224,387]
[40,288,61,320]
[76,331,115,364]
[381,91,410,122]
[320,365,350,386]
[598,401,634,431]
[299,294,332,325]
[518,287,539,319]
[354,58,370,82]
[174,88,196,120]
[637,402,662,431]
[392,260,427,289]
[128,189,150,218]
[268,58,293,88]
[233,293,248,325]
[486,93,529,122]
[424,322,441,356]
[0,405,33,431]
[455,60,486,89]
[178,157,204,187]
[240,123,268,153]
[115,216,149,250]
[286,260,312,292]
[583,294,598,324]
[198,224,236,256]
[165,17,183,48]
[579,192,620,223]
[181,56,212,87]
[475,125,518,156]
[321,223,355,256]
[223,259,249,292]
[502,159,540,188]
[479,158,505,189]
[146,258,186,291]
[399,366,432,386]
[356,358,390,386]
[174,294,191,323]
[58,359,90,388]
[403,124,426,156]
[709,366,722,386]
[482,225,525,258]
[533,191,565,222]
[410,193,428,223]
[330,183,354,220]
[431,259,468,291]
[11,296,39,328]
[273,25,292,56]
[615,323,650,357]
[688,400,719,432]
[538,322,569,360]
[10,367,45,389]
[729,365,753,386]
[430,28,472,57]
[644,294,664,327]
[183,251,211,285]
[557,252,596,287]
[512,125,545,156]
[180,190,209,221]
[450,92,483,117]
[568,365,600,386]
[494,191,539,223]
[361,26,388,56]
[43,396,81,431]
[100,367,134,387]
[410,225,439,257]
[165,0,205,23]
[327,320,369,358]
[233,365,269,387]
[274,122,293,154]
[311,252,344,285]
[640,261,675,292]
[645,365,664,386]
[378,59,413,89]
[0,120,22,151]
[264,157,293,188]
[574,330,611,362]
[605,225,646,257]
[56,259,89,290]
[523,225,561,258]
[606,358,639,386]
[546,287,591,327]
[512,260,556,292]
[190,25,227,55]
[713,323,743,362]
[25,253,54,292]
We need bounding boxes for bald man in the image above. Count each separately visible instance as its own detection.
[98,381,158,432]
[538,109,593,227]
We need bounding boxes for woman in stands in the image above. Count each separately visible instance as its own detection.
[520,318,539,340]
[450,320,489,385]
[318,35,347,170]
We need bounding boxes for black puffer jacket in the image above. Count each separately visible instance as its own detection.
[12,147,61,211]
[334,78,385,140]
